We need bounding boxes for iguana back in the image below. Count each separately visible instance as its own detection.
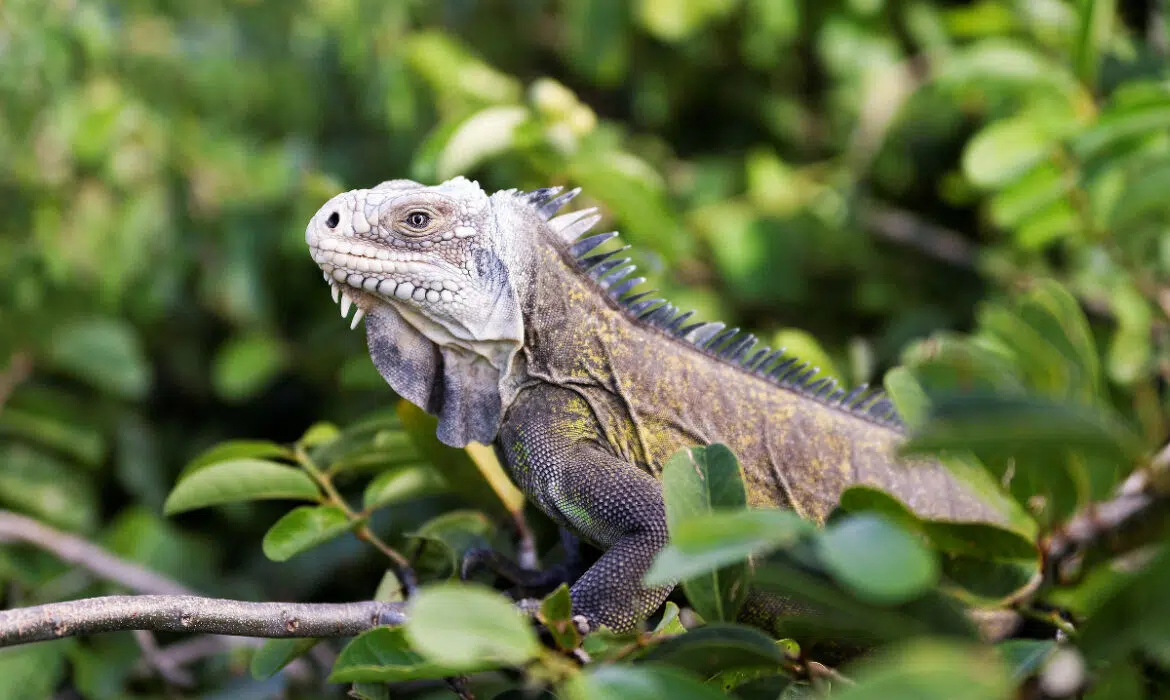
[304,177,1003,633]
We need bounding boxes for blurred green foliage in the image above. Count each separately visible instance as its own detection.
[1,0,1169,697]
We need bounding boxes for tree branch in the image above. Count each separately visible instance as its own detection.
[859,202,977,269]
[0,595,406,647]
[0,510,194,596]
[1042,465,1170,584]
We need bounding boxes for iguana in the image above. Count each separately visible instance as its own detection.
[303,176,1004,634]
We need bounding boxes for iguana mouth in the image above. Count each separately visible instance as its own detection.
[310,237,462,331]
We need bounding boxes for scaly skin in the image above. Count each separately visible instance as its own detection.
[305,177,1004,633]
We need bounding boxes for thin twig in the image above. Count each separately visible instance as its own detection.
[807,660,855,687]
[1151,0,1168,57]
[295,446,418,595]
[0,595,406,646]
[511,510,539,571]
[133,629,196,688]
[0,351,32,414]
[0,510,194,596]
[1041,467,1169,585]
[859,202,977,269]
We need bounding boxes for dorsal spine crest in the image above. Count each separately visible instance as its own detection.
[515,188,903,429]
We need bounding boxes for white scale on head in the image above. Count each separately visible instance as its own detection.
[308,178,487,330]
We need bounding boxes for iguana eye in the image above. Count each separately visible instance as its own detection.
[404,211,431,230]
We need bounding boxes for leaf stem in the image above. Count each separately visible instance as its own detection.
[295,446,418,595]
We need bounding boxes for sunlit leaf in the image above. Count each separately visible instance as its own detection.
[661,444,751,623]
[163,459,320,515]
[645,509,812,586]
[405,582,540,668]
[830,640,1011,699]
[261,505,352,562]
[330,627,488,683]
[362,465,446,511]
[180,440,293,478]
[817,514,939,605]
[250,638,320,680]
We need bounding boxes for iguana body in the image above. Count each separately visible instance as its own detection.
[305,177,1002,632]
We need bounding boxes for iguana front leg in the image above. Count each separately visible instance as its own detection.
[498,384,673,632]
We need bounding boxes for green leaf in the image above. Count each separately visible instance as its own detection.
[261,505,352,561]
[163,459,320,515]
[212,333,287,402]
[250,638,320,680]
[936,39,1081,97]
[904,394,1143,524]
[0,444,98,532]
[830,640,1010,700]
[641,624,786,680]
[373,570,405,603]
[645,509,812,586]
[769,329,842,385]
[0,639,73,700]
[433,106,529,180]
[652,601,687,636]
[1020,280,1101,403]
[662,444,751,622]
[636,0,741,42]
[977,304,1072,397]
[963,115,1055,189]
[538,584,581,651]
[0,406,106,468]
[1107,159,1170,230]
[1106,279,1153,385]
[180,440,293,478]
[839,487,1038,601]
[989,163,1071,229]
[836,486,921,531]
[903,393,1145,471]
[1072,0,1116,90]
[405,582,540,668]
[406,510,498,579]
[362,465,446,511]
[45,317,151,400]
[925,522,1039,602]
[884,367,929,429]
[817,514,939,605]
[904,333,1027,396]
[1073,100,1170,160]
[330,627,488,683]
[297,421,340,449]
[397,401,522,518]
[1078,546,1170,662]
[922,522,1037,561]
[561,664,730,700]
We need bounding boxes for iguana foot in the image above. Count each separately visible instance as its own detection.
[460,528,583,595]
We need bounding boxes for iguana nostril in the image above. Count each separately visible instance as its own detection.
[325,211,340,228]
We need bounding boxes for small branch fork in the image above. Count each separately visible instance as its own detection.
[0,595,406,647]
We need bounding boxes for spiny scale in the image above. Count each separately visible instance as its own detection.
[516,187,904,428]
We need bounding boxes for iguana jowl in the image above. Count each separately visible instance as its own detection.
[304,176,1003,632]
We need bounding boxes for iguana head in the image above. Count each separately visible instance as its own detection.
[304,176,587,447]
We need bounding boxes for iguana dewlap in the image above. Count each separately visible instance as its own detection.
[305,177,1003,632]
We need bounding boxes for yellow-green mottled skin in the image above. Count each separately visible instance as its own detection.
[496,227,1002,633]
[305,179,1003,636]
